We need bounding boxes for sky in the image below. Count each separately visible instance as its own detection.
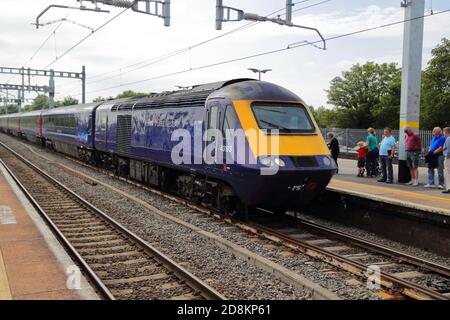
[0,0,449,107]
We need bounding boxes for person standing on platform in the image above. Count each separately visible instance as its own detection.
[365,128,378,177]
[327,132,340,174]
[378,128,396,184]
[442,127,450,194]
[425,127,446,189]
[404,126,422,187]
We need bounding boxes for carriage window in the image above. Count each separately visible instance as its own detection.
[252,103,315,133]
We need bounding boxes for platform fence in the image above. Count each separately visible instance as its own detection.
[320,128,434,156]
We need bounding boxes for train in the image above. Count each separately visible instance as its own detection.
[0,79,337,215]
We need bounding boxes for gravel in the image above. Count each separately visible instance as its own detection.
[0,135,311,300]
[3,134,448,299]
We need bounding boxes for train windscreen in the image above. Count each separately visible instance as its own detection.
[251,103,315,134]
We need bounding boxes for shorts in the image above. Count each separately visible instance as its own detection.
[357,158,366,168]
[406,150,420,169]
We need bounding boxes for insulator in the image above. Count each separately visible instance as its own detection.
[107,0,134,8]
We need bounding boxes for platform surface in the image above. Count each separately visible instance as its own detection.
[329,159,450,216]
[0,163,98,300]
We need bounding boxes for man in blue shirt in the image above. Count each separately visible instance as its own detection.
[425,127,446,189]
[378,127,396,184]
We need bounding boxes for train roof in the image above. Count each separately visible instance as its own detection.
[0,79,304,117]
[19,110,41,117]
[208,80,301,102]
[42,102,100,115]
[95,78,302,112]
[0,113,19,118]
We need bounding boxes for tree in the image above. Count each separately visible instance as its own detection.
[30,95,50,110]
[326,62,401,128]
[115,90,148,99]
[0,104,18,114]
[310,106,339,128]
[93,96,114,103]
[55,96,79,107]
[421,38,450,129]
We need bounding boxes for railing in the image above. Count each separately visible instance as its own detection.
[320,128,433,155]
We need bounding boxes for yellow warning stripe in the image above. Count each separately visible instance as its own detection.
[330,179,450,203]
[399,121,420,129]
[0,250,12,300]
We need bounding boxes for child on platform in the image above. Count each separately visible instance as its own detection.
[357,141,368,177]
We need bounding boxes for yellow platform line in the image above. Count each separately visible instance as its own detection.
[330,179,450,204]
[0,250,12,300]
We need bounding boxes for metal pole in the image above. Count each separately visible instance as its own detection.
[398,0,425,183]
[216,0,223,30]
[49,69,55,109]
[286,0,293,23]
[163,0,170,27]
[20,67,24,114]
[17,89,21,113]
[82,65,86,104]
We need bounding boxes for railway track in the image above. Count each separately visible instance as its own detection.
[245,212,450,300]
[0,142,225,300]
[57,150,450,300]
[1,137,449,300]
[63,153,450,300]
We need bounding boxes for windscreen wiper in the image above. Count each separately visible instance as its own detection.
[260,119,291,132]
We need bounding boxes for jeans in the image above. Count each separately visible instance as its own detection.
[380,155,393,181]
[366,148,379,176]
[428,154,445,186]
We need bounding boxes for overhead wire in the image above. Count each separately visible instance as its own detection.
[86,9,450,95]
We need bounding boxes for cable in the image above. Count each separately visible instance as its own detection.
[87,9,449,95]
[3,13,70,85]
[70,0,330,87]
[41,1,135,70]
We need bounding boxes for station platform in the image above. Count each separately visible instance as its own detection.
[329,159,450,216]
[0,163,98,300]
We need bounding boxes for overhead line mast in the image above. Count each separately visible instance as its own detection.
[398,0,426,183]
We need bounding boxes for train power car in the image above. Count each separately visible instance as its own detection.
[0,79,337,214]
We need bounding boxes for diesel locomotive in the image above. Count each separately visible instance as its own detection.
[0,79,337,214]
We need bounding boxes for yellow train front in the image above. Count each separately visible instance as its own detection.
[200,79,337,212]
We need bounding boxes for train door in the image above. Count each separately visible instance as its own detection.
[38,114,43,137]
[205,101,225,175]
[105,115,108,148]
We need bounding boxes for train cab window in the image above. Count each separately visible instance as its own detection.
[251,103,315,134]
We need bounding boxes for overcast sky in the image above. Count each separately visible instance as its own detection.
[0,0,449,107]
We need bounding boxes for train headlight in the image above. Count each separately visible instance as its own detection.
[274,158,286,167]
[260,157,285,167]
[323,156,331,167]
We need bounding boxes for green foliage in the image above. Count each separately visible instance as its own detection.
[421,38,450,129]
[0,104,18,114]
[325,39,449,130]
[55,96,79,107]
[115,90,148,99]
[326,62,401,128]
[93,96,114,103]
[310,106,339,128]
